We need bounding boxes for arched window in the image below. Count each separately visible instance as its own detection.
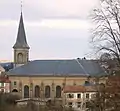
[12,89,18,92]
[24,85,29,98]
[17,53,23,63]
[35,85,40,98]
[56,85,62,98]
[45,85,50,98]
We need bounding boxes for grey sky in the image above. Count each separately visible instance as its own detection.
[0,0,99,61]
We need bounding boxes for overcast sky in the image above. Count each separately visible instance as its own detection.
[0,0,99,61]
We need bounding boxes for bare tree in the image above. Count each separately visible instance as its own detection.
[91,0,120,69]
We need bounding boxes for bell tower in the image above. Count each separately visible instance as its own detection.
[13,12,30,67]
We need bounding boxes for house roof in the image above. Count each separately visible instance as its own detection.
[63,86,97,93]
[7,59,105,76]
[63,85,97,93]
[13,12,29,49]
[63,85,86,93]
[0,75,11,83]
[0,62,14,72]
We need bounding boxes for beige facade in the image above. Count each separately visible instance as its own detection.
[14,49,29,65]
[10,76,88,99]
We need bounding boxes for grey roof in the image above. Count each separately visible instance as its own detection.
[13,12,29,49]
[7,59,106,77]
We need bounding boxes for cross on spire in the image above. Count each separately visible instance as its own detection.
[21,0,23,13]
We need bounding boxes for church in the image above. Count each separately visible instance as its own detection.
[6,11,106,99]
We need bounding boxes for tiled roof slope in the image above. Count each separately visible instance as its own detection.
[63,86,86,93]
[7,59,106,76]
[63,85,97,93]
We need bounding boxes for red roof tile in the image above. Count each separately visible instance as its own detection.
[63,85,97,93]
[63,86,86,93]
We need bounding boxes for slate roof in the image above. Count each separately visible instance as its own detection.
[7,59,106,77]
[13,12,29,49]
[0,62,14,72]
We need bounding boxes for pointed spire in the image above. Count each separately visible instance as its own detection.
[13,12,30,49]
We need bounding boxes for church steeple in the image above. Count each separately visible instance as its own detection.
[13,12,29,49]
[13,12,30,67]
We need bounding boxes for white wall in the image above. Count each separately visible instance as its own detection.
[5,83,10,93]
[66,92,96,99]
[0,82,10,93]
[65,92,96,110]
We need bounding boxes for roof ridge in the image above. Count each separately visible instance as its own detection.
[74,59,89,76]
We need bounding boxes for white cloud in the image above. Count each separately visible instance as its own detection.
[24,0,99,18]
[0,0,99,20]
[0,20,17,26]
[26,19,92,29]
[0,18,92,30]
[0,0,98,60]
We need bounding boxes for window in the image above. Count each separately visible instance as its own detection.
[67,94,74,98]
[35,85,40,98]
[86,94,89,99]
[68,102,72,108]
[77,94,81,98]
[56,86,62,98]
[14,81,17,85]
[77,102,81,108]
[1,82,4,87]
[45,85,51,98]
[1,88,4,93]
[24,85,29,98]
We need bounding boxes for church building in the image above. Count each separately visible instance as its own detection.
[7,12,106,100]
